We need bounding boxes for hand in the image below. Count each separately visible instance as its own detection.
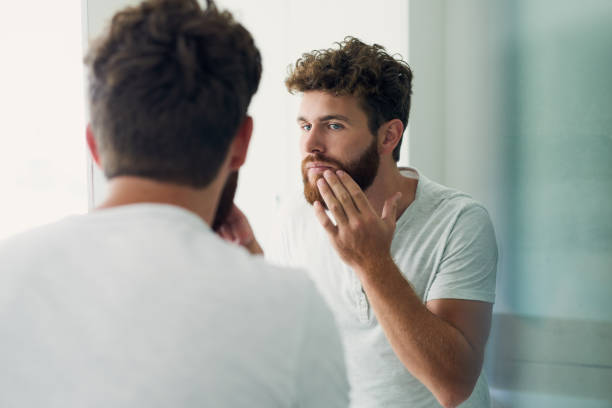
[314,170,401,273]
[217,204,263,255]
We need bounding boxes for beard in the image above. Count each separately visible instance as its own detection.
[301,138,379,208]
[212,171,238,231]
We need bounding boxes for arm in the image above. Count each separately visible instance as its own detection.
[358,260,491,408]
[314,170,492,408]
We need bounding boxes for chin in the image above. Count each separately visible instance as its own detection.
[302,181,323,207]
[308,174,322,185]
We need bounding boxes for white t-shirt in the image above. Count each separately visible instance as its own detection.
[268,169,497,408]
[0,203,348,408]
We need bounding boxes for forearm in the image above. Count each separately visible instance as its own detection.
[357,258,481,407]
[310,170,485,406]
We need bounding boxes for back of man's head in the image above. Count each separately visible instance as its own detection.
[85,0,262,188]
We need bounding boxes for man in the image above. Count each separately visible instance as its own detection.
[224,37,497,408]
[0,1,348,406]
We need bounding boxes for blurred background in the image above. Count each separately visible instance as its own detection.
[1,1,610,407]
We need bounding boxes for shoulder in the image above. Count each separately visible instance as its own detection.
[407,174,497,258]
[0,217,87,292]
[225,240,321,306]
[0,215,81,256]
[418,175,493,227]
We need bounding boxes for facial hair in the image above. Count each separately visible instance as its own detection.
[301,138,379,208]
[212,171,238,231]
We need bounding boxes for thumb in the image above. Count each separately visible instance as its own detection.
[381,192,402,226]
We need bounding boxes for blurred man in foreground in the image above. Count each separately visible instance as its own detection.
[0,1,347,406]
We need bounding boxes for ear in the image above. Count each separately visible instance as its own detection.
[228,116,253,170]
[378,119,404,157]
[86,124,102,168]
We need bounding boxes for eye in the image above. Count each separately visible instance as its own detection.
[328,123,344,130]
[301,123,312,131]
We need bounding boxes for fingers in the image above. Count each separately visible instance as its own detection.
[224,204,243,224]
[234,221,253,245]
[220,205,256,246]
[231,208,254,244]
[218,225,237,243]
[381,192,402,227]
[227,204,247,222]
[317,177,348,225]
[335,170,373,213]
[322,170,360,218]
[313,200,338,236]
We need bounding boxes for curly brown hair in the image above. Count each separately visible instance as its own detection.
[85,0,261,187]
[286,37,412,162]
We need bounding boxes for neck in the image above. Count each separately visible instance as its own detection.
[364,160,418,219]
[96,176,221,226]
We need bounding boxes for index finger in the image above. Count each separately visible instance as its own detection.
[336,170,374,213]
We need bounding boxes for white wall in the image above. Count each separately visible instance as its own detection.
[0,2,87,239]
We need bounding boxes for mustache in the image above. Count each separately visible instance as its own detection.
[301,153,344,170]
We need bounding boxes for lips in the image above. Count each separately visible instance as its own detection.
[302,156,343,183]
[307,165,335,179]
[306,162,336,171]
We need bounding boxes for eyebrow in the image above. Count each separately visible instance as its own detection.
[296,114,352,124]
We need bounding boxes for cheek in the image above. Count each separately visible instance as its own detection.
[298,134,309,155]
[335,142,361,162]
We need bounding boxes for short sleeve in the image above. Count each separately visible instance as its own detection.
[426,204,498,303]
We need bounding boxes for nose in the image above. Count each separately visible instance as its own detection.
[301,124,325,154]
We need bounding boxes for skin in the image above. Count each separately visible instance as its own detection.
[220,91,492,408]
[86,117,253,225]
[217,205,263,254]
